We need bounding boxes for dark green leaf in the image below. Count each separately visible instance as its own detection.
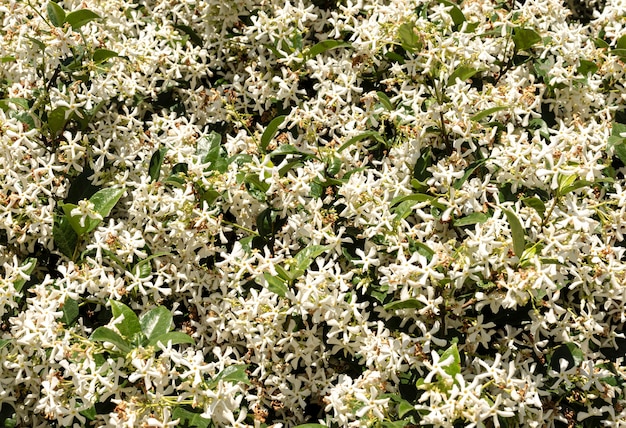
[172,407,211,428]
[132,252,170,278]
[390,193,434,207]
[453,212,489,227]
[65,9,100,30]
[376,91,394,111]
[413,148,432,182]
[149,147,168,182]
[53,212,79,259]
[338,131,386,152]
[383,299,425,311]
[92,49,118,63]
[576,59,598,76]
[470,106,509,122]
[48,106,68,134]
[47,2,66,27]
[326,156,342,176]
[550,342,583,372]
[61,297,79,326]
[208,364,251,388]
[173,24,203,46]
[110,300,141,339]
[148,331,195,348]
[522,197,546,219]
[80,406,96,421]
[306,40,351,59]
[140,306,172,341]
[90,327,131,353]
[613,143,626,165]
[502,208,526,258]
[13,258,36,293]
[453,158,488,190]
[263,272,289,297]
[617,35,626,50]
[269,144,315,158]
[447,65,480,86]
[397,398,415,418]
[261,115,286,152]
[0,339,11,350]
[438,0,466,28]
[513,27,541,52]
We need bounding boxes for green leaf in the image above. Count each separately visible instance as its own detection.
[398,22,421,52]
[48,106,68,134]
[437,0,466,28]
[89,187,125,223]
[147,331,195,348]
[383,299,425,311]
[60,202,89,236]
[0,339,11,350]
[376,91,394,111]
[453,158,488,190]
[140,306,172,341]
[502,208,526,258]
[470,106,509,122]
[550,342,583,372]
[291,245,328,279]
[110,300,141,339]
[13,258,36,293]
[92,49,118,63]
[613,143,626,165]
[513,27,541,52]
[263,272,289,297]
[409,239,435,261]
[90,327,131,353]
[261,115,286,152]
[453,212,489,227]
[172,407,211,428]
[173,24,203,47]
[208,364,251,388]
[269,144,316,158]
[522,197,546,219]
[131,252,170,278]
[80,406,96,421]
[338,131,386,152]
[306,40,351,59]
[447,65,480,86]
[397,399,415,418]
[149,147,168,182]
[577,59,598,76]
[61,297,79,326]
[0,98,29,112]
[198,131,228,173]
[440,342,461,379]
[53,212,79,259]
[47,2,66,27]
[65,9,100,30]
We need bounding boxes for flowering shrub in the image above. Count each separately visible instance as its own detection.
[1,0,626,426]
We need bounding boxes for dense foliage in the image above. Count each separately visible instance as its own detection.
[1,0,625,426]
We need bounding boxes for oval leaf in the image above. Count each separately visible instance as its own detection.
[148,331,195,348]
[110,300,141,339]
[139,306,172,341]
[306,40,351,59]
[89,187,125,219]
[90,327,131,353]
[261,115,286,152]
[47,1,66,27]
[65,9,100,30]
[383,299,425,311]
[502,208,526,258]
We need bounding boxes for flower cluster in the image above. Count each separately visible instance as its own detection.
[1,0,626,426]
